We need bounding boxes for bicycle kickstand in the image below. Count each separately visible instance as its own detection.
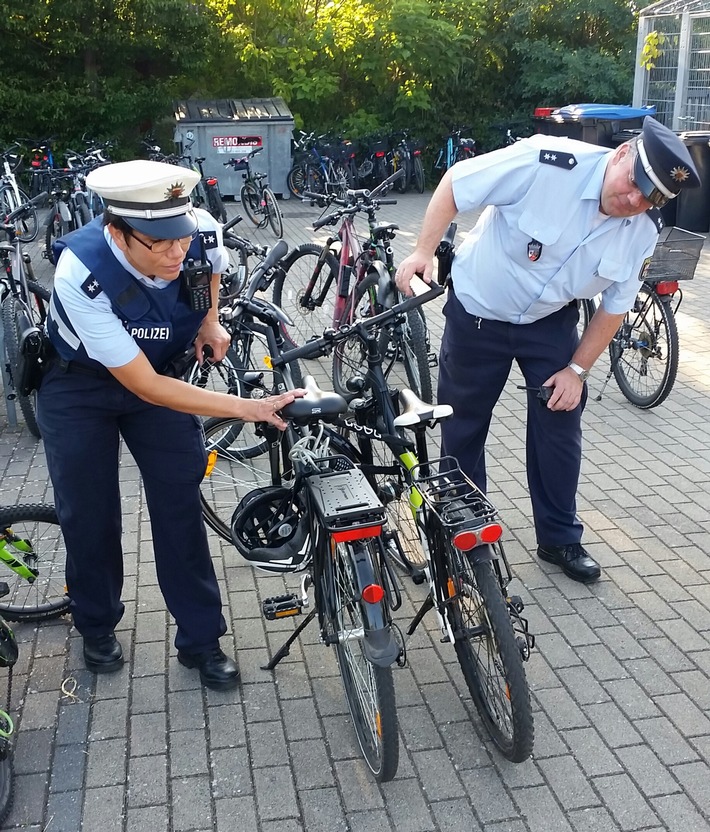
[260,608,317,671]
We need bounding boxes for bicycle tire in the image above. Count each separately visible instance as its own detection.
[329,539,399,781]
[0,186,38,243]
[240,182,263,227]
[0,504,71,622]
[332,276,378,397]
[2,296,41,438]
[393,153,410,193]
[44,211,70,265]
[413,156,425,193]
[446,552,533,762]
[73,196,91,228]
[0,754,13,826]
[221,243,249,303]
[577,298,596,338]
[272,243,339,349]
[611,284,679,409]
[200,416,273,542]
[207,186,227,224]
[287,165,307,198]
[382,306,433,403]
[263,188,283,238]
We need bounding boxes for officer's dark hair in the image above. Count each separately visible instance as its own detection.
[103,210,132,235]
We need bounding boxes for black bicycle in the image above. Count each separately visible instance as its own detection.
[225,148,283,238]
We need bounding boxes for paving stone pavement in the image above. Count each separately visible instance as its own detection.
[2,191,710,831]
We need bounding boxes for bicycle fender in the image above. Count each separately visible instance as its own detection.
[466,543,496,565]
[349,542,399,667]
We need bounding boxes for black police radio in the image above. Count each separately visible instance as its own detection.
[181,236,212,312]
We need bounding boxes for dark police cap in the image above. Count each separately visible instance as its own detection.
[633,116,701,208]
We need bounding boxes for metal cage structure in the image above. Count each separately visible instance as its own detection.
[634,0,710,130]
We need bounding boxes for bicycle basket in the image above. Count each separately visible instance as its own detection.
[229,159,249,171]
[306,457,386,541]
[643,226,705,282]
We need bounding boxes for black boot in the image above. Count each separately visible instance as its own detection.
[537,543,601,583]
[83,633,124,673]
[177,647,240,691]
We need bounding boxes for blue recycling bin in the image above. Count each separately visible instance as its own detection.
[535,103,657,148]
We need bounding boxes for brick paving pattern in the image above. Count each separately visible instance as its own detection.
[2,191,710,831]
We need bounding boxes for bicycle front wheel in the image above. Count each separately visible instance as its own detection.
[329,539,399,781]
[200,417,273,542]
[2,296,41,438]
[413,156,425,193]
[240,182,263,227]
[0,504,70,622]
[263,188,283,238]
[0,186,38,243]
[611,284,679,409]
[382,306,433,403]
[446,551,533,762]
[272,243,339,349]
[45,211,71,265]
[0,752,13,826]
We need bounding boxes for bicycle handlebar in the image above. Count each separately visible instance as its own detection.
[247,239,289,286]
[272,281,445,367]
[3,191,49,225]
[221,214,243,233]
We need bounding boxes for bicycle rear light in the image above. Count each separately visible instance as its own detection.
[452,522,503,551]
[361,584,385,604]
[375,151,386,158]
[654,280,678,295]
[206,177,217,186]
[331,524,383,543]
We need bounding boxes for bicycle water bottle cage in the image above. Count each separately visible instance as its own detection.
[280,375,349,426]
[231,486,310,574]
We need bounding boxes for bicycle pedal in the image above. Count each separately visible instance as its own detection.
[262,594,303,620]
[428,352,438,368]
[507,595,525,614]
[0,583,9,600]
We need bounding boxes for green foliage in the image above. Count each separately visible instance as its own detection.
[0,0,642,161]
[640,30,666,71]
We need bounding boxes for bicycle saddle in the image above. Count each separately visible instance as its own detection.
[281,375,348,425]
[371,221,399,239]
[393,388,453,428]
[0,243,13,254]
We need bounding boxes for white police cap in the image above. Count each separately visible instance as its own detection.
[86,160,200,239]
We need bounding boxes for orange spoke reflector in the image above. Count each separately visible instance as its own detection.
[452,530,477,551]
[480,523,503,543]
[376,711,382,738]
[331,525,382,543]
[505,684,511,701]
[447,578,456,598]
[205,449,218,477]
[361,584,385,604]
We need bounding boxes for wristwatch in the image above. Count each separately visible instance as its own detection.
[568,361,590,382]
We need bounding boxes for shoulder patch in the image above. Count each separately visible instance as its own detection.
[80,276,103,299]
[539,150,577,170]
[199,230,219,250]
[645,207,664,233]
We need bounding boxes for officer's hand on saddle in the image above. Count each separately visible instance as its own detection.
[238,389,306,431]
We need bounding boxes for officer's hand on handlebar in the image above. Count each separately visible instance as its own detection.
[395,251,435,297]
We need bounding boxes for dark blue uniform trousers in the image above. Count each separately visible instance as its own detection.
[438,291,587,546]
[37,366,227,652]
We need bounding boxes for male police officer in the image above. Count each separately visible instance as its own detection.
[38,160,301,689]
[396,117,700,583]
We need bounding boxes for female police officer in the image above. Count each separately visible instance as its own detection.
[37,160,301,689]
[395,117,700,584]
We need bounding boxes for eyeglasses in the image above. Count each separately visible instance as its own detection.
[628,151,670,209]
[128,230,196,254]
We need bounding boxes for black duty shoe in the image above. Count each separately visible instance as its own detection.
[537,543,601,583]
[177,647,240,691]
[83,633,124,673]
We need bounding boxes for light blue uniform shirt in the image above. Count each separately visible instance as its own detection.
[450,134,659,324]
[50,208,228,368]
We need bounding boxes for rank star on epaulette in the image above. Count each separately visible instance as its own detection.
[200,231,218,249]
[80,276,103,298]
[539,150,577,170]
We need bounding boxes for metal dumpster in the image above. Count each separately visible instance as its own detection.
[173,98,294,199]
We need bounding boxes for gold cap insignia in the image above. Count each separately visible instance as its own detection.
[165,181,186,199]
[670,166,690,183]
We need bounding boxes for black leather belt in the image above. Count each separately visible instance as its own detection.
[53,358,112,379]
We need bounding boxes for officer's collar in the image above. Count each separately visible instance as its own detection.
[580,152,613,203]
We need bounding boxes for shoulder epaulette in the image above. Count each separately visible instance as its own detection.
[539,150,577,170]
[645,207,664,233]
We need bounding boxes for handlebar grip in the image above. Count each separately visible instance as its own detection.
[312,214,336,230]
[222,214,243,233]
[272,332,332,367]
[397,282,445,312]
[376,198,398,205]
[5,191,49,223]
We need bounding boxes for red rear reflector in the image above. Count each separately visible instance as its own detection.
[453,531,477,551]
[413,150,421,156]
[361,584,385,604]
[654,280,678,295]
[534,107,556,117]
[480,523,503,543]
[331,525,382,543]
[206,177,217,186]
[375,151,385,157]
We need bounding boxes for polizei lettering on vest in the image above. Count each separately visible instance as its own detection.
[128,326,172,340]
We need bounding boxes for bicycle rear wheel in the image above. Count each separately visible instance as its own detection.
[263,188,283,238]
[611,284,678,409]
[207,185,228,224]
[413,156,425,193]
[287,165,307,198]
[329,539,399,781]
[2,295,41,438]
[45,210,71,265]
[240,182,263,227]
[0,753,12,826]
[0,504,70,622]
[272,243,339,349]
[445,549,533,762]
